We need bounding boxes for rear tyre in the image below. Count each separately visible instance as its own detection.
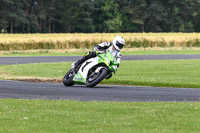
[86,68,107,87]
[63,69,75,86]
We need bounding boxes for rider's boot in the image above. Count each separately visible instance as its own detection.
[71,60,81,74]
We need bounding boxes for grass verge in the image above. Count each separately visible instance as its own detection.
[0,60,200,88]
[0,48,200,57]
[0,99,200,133]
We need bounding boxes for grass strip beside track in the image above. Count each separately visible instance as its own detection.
[0,48,200,57]
[0,99,200,133]
[0,60,200,88]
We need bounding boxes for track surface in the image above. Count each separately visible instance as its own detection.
[0,80,200,102]
[1,55,200,102]
[1,54,200,65]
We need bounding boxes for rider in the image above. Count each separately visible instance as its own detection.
[71,36,125,76]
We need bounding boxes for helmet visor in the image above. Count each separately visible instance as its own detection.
[116,41,124,49]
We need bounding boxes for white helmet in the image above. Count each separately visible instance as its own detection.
[112,36,125,51]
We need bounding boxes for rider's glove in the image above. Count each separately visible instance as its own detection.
[112,66,118,74]
[94,47,104,54]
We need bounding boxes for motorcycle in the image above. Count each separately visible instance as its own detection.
[63,50,118,87]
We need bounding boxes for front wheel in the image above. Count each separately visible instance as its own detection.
[86,68,108,87]
[63,69,75,86]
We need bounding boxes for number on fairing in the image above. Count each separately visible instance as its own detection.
[82,61,92,72]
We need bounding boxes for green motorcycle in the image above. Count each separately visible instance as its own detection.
[63,50,118,87]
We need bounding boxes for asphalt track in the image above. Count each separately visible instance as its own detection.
[0,80,200,102]
[0,54,200,102]
[1,54,200,65]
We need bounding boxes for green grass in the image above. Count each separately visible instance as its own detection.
[0,60,200,88]
[0,49,200,57]
[123,49,200,55]
[107,60,200,88]
[0,99,200,133]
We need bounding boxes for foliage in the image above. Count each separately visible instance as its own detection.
[101,0,122,32]
[1,0,200,33]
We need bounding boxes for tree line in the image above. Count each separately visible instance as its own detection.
[1,0,200,33]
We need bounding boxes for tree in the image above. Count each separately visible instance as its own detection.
[178,0,200,32]
[24,0,39,33]
[46,0,56,33]
[74,0,95,33]
[56,0,81,32]
[144,0,165,32]
[117,0,148,32]
[0,0,27,33]
[0,0,12,32]
[101,0,122,32]
[158,0,179,32]
[8,0,27,33]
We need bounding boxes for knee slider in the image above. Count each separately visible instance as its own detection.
[84,52,90,56]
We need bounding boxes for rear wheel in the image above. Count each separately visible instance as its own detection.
[63,69,75,86]
[86,68,107,87]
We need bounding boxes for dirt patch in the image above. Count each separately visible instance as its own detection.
[16,78,62,83]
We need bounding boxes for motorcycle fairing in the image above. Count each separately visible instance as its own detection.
[73,56,99,84]
[72,51,118,85]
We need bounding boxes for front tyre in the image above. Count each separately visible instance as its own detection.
[86,68,107,87]
[63,69,75,86]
